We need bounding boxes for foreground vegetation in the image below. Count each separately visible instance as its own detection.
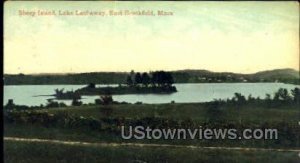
[4,96,300,148]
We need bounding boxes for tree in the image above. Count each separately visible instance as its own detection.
[126,76,133,86]
[164,72,174,87]
[291,88,300,104]
[5,99,15,110]
[141,72,150,87]
[274,88,292,102]
[150,71,175,87]
[135,73,142,86]
[130,70,135,80]
[232,93,246,105]
[88,83,96,89]
[150,71,158,87]
[100,95,113,105]
[151,71,164,86]
[72,98,82,106]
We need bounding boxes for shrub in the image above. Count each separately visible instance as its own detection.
[72,98,82,106]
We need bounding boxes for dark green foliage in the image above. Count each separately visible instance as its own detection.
[46,101,60,108]
[210,88,300,108]
[141,72,150,87]
[134,72,142,85]
[150,71,174,87]
[46,101,67,108]
[54,88,81,100]
[4,110,102,130]
[76,73,177,95]
[88,83,96,89]
[71,98,82,106]
[291,87,300,104]
[206,100,224,122]
[125,70,175,88]
[95,94,113,106]
[126,76,133,86]
[4,99,15,110]
[274,88,292,102]
[100,107,113,117]
[232,93,247,106]
[100,95,113,105]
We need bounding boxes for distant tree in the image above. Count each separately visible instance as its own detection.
[135,73,142,86]
[247,94,255,102]
[5,99,15,110]
[291,88,300,104]
[150,72,158,86]
[233,93,246,105]
[274,88,292,102]
[59,102,67,107]
[265,94,271,100]
[164,72,174,87]
[151,71,163,86]
[46,101,60,108]
[141,72,150,87]
[72,98,82,106]
[55,88,64,96]
[158,71,166,86]
[150,71,175,87]
[265,93,272,107]
[126,76,133,87]
[100,95,113,105]
[88,83,96,89]
[130,70,135,80]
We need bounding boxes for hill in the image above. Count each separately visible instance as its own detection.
[251,68,299,79]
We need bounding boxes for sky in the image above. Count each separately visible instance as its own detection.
[4,1,299,74]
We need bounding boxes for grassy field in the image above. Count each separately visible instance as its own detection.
[4,141,300,163]
[43,103,300,124]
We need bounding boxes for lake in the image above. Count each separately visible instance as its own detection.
[3,83,300,106]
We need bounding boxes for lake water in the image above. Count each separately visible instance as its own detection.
[3,83,300,106]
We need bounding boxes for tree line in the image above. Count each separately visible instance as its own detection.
[210,87,300,108]
[126,70,174,87]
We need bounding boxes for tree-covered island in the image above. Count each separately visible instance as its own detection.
[54,71,177,99]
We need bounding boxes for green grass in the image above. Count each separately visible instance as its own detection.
[4,141,299,163]
[43,103,300,124]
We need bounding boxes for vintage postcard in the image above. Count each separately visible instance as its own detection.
[3,1,300,162]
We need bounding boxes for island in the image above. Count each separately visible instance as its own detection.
[53,71,177,99]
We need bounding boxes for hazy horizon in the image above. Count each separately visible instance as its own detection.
[4,1,299,74]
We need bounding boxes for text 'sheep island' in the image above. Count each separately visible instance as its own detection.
[18,9,174,17]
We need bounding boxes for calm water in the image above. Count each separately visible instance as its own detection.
[3,83,300,106]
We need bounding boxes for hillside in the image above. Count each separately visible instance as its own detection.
[252,68,299,79]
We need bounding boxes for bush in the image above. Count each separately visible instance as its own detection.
[72,98,82,106]
[46,101,67,108]
[95,95,113,105]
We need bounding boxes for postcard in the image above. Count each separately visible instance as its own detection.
[3,1,300,162]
